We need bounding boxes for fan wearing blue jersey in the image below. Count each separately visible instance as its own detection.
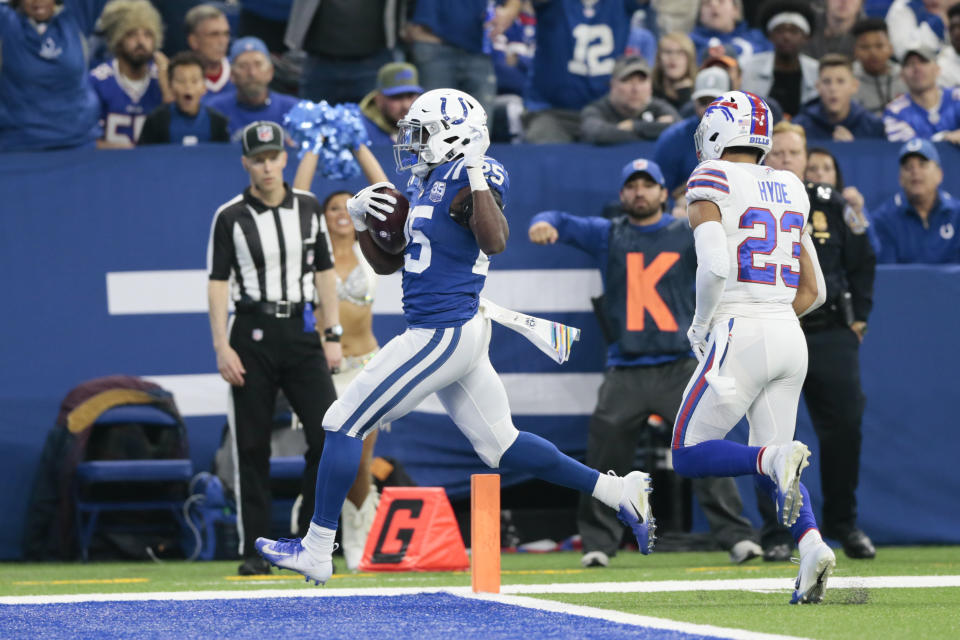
[91,0,170,148]
[256,88,656,585]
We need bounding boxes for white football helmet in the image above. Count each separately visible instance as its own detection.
[393,88,487,176]
[694,91,773,164]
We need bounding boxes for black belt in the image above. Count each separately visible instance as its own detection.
[235,300,306,318]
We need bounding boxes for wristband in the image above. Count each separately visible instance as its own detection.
[466,165,489,192]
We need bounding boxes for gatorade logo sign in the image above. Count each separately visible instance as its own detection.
[370,499,423,564]
[359,487,469,572]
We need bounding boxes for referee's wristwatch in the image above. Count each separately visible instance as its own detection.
[323,324,343,342]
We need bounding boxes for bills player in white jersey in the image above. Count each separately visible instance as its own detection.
[254,89,655,584]
[670,91,837,604]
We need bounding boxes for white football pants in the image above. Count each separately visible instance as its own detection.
[672,316,808,449]
[322,312,520,467]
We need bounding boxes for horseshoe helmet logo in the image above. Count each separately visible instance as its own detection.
[440,96,469,125]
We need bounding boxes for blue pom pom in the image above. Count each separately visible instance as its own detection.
[283,100,373,180]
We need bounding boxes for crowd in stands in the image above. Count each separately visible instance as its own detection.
[1,0,958,263]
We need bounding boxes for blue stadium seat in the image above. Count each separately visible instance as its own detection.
[73,405,194,561]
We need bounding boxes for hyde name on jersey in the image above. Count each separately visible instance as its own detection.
[686,159,810,319]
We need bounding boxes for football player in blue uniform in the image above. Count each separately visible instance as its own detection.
[256,89,656,584]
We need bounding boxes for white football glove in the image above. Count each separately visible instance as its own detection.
[687,321,710,363]
[346,181,396,232]
[460,124,490,169]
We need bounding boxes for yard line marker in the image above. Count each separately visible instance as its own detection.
[3,575,959,606]
[464,592,811,640]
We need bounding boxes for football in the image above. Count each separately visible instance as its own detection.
[367,186,410,255]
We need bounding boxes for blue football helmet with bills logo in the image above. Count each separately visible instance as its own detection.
[694,90,773,163]
[393,88,487,177]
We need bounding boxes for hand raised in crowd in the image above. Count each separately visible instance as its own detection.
[528,221,559,244]
[155,50,173,104]
[832,125,854,142]
[216,345,246,386]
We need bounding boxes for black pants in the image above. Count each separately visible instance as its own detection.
[758,326,865,546]
[228,313,337,557]
[577,358,757,555]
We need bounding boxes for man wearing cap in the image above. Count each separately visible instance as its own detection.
[741,0,819,117]
[871,138,960,263]
[358,62,424,146]
[654,66,733,196]
[529,159,761,568]
[207,37,299,141]
[580,55,679,144]
[207,120,342,575]
[884,46,960,143]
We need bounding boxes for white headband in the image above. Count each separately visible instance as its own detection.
[767,12,811,36]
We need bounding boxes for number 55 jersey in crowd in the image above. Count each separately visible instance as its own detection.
[686,160,811,320]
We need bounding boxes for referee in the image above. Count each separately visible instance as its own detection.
[207,120,342,576]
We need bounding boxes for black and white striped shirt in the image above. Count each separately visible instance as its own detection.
[207,185,334,303]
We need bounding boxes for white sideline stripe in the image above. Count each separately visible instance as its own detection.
[3,575,958,606]
[105,269,603,315]
[463,592,810,640]
[142,372,602,417]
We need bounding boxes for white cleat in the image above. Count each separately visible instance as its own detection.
[769,441,811,527]
[791,542,836,604]
[341,489,380,571]
[580,550,610,568]
[729,539,763,564]
[615,470,656,555]
[255,537,333,586]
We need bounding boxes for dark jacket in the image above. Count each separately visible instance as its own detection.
[580,95,679,144]
[138,104,230,145]
[792,98,886,140]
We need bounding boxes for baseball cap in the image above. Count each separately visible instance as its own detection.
[898,138,940,165]
[241,121,284,157]
[692,67,732,101]
[377,62,423,97]
[230,36,269,64]
[613,55,650,81]
[902,45,938,63]
[621,158,666,188]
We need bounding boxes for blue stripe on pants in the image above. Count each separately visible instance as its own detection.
[338,328,443,435]
[354,326,463,438]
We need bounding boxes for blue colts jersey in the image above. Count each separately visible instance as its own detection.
[401,157,509,328]
[90,61,164,145]
[527,0,635,110]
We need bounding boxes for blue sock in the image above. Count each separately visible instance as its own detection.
[672,441,763,478]
[499,431,599,495]
[755,475,819,543]
[311,430,364,529]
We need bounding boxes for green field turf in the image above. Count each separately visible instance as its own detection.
[3,546,959,639]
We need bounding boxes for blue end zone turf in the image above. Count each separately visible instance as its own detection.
[0,593,724,639]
